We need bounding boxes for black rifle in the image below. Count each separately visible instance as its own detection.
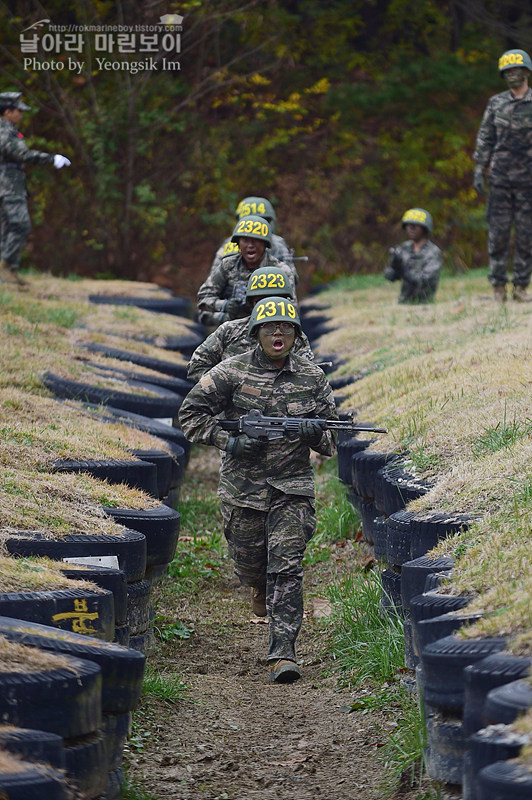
[219,408,387,441]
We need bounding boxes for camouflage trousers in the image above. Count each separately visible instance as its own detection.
[0,194,31,269]
[221,489,315,663]
[487,184,532,287]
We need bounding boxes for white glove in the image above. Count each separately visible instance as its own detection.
[54,154,71,169]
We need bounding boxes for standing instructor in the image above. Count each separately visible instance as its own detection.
[0,91,71,287]
[473,49,532,303]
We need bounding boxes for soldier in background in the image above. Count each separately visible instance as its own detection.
[188,265,313,384]
[196,215,295,328]
[211,196,296,277]
[0,91,71,287]
[179,297,337,684]
[473,49,532,303]
[384,208,442,303]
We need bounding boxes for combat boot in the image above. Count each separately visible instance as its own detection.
[513,285,532,302]
[493,285,506,304]
[250,586,266,617]
[0,260,27,288]
[270,659,302,684]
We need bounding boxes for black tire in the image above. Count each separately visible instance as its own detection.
[0,760,74,800]
[463,653,532,736]
[385,513,412,566]
[410,592,473,655]
[484,679,532,725]
[86,404,191,458]
[0,727,65,769]
[88,293,193,317]
[102,504,180,567]
[400,555,454,612]
[424,708,466,784]
[477,760,532,799]
[351,450,399,501]
[113,624,130,647]
[102,712,131,771]
[42,372,182,419]
[135,331,204,357]
[102,766,125,800]
[83,342,190,381]
[60,563,128,627]
[0,653,102,738]
[84,360,189,398]
[372,515,388,562]
[6,530,147,584]
[416,610,484,659]
[126,579,152,635]
[464,725,530,800]
[381,568,403,616]
[129,449,173,498]
[129,628,155,655]
[374,461,432,517]
[145,562,170,583]
[359,500,377,545]
[64,729,108,799]
[337,438,372,483]
[420,635,507,712]
[51,457,158,498]
[408,510,473,560]
[0,587,115,641]
[0,615,146,715]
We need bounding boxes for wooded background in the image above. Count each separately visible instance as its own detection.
[1,1,531,295]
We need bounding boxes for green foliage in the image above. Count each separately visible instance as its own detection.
[153,617,194,642]
[141,664,189,703]
[472,409,532,456]
[326,568,405,686]
[379,689,427,796]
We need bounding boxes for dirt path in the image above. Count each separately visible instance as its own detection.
[126,448,417,800]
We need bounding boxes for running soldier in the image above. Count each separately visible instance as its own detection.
[0,91,71,286]
[197,215,296,328]
[473,48,532,303]
[384,208,442,303]
[188,265,313,383]
[179,297,337,683]
[211,195,296,275]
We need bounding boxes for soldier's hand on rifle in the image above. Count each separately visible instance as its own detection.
[226,434,262,460]
[53,154,71,169]
[298,419,323,446]
[473,165,486,195]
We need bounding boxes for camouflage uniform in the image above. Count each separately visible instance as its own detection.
[473,87,532,287]
[178,345,337,663]
[212,233,296,274]
[197,251,298,328]
[384,239,442,303]
[0,117,54,269]
[187,315,314,383]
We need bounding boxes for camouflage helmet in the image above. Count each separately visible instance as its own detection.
[498,49,532,74]
[246,266,294,300]
[401,207,433,233]
[235,196,276,222]
[231,215,272,247]
[248,296,302,337]
[0,91,30,111]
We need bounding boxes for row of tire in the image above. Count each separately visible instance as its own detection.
[299,301,532,800]
[336,435,532,799]
[0,291,199,798]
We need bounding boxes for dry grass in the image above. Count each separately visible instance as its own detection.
[0,634,74,672]
[0,467,153,535]
[29,273,175,301]
[310,269,532,662]
[0,388,172,472]
[0,555,100,593]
